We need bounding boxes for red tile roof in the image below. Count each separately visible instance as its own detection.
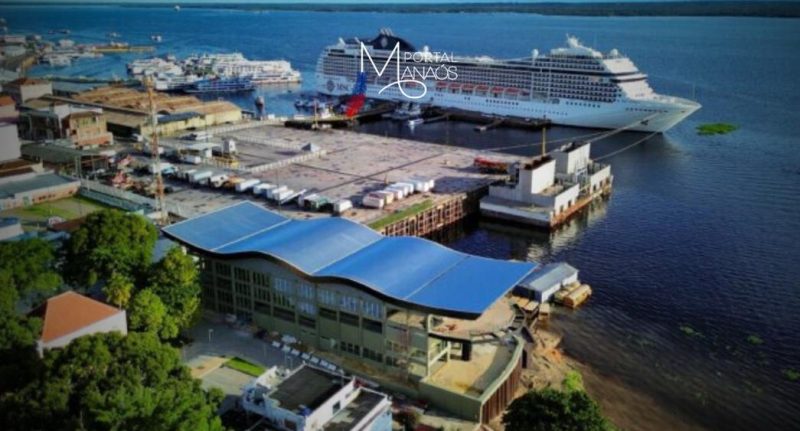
[0,95,14,106]
[29,291,122,343]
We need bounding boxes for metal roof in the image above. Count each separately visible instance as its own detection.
[518,262,578,293]
[0,173,79,199]
[163,202,537,318]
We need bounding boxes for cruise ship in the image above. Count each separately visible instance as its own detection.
[315,29,700,132]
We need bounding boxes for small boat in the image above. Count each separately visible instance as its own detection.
[408,118,425,127]
[174,5,181,11]
[150,34,162,43]
[107,32,120,38]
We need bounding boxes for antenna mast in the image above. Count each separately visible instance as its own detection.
[145,77,166,225]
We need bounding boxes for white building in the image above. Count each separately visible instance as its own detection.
[29,291,127,356]
[0,121,21,161]
[480,141,612,228]
[242,364,392,431]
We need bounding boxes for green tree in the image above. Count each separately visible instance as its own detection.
[0,272,42,394]
[102,272,134,309]
[0,238,61,299]
[63,209,158,287]
[128,289,179,339]
[0,332,224,431]
[147,247,200,334]
[503,388,611,431]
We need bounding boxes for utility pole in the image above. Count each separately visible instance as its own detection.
[541,126,547,158]
[145,77,167,225]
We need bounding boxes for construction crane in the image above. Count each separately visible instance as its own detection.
[144,77,167,225]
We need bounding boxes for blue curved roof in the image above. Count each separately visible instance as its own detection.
[163,202,537,318]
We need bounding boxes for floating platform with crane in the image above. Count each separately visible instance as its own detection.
[479,131,613,229]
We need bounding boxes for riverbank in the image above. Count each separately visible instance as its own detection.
[511,327,708,431]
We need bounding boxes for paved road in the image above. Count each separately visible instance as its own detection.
[182,318,303,371]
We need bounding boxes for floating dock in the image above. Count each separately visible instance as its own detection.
[479,141,613,229]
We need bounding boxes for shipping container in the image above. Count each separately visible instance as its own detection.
[362,193,385,209]
[189,170,213,184]
[374,190,395,205]
[236,179,261,193]
[209,174,229,188]
[333,199,353,214]
[266,185,288,200]
[384,187,405,200]
[253,183,275,196]
[273,188,294,202]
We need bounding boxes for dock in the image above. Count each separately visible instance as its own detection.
[139,122,524,236]
[91,45,155,54]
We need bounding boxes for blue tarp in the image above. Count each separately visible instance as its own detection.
[163,202,537,317]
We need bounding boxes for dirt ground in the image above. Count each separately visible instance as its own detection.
[486,328,708,431]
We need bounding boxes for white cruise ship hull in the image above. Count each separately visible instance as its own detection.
[316,74,699,133]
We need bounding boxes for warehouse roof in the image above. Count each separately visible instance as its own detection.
[0,173,79,198]
[164,202,537,318]
[518,262,578,293]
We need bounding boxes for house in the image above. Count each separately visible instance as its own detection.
[3,78,53,104]
[242,364,392,431]
[62,111,113,148]
[28,291,127,356]
[18,99,112,148]
[0,95,17,122]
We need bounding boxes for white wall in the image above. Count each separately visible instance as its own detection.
[553,144,591,174]
[551,184,580,215]
[38,311,127,356]
[0,122,21,161]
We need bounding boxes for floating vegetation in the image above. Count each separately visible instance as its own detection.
[679,325,703,338]
[697,123,738,135]
[783,369,800,382]
[746,334,764,345]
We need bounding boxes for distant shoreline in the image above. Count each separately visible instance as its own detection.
[5,2,800,19]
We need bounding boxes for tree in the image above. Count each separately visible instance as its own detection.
[0,238,61,299]
[102,272,134,309]
[147,247,200,334]
[128,289,178,340]
[0,271,42,394]
[63,209,158,287]
[0,332,224,431]
[503,388,611,431]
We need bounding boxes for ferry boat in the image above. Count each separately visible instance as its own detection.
[315,29,700,132]
[186,77,255,93]
[205,54,301,85]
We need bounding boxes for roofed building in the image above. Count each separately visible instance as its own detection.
[242,364,392,431]
[29,291,127,356]
[3,77,52,104]
[164,202,537,423]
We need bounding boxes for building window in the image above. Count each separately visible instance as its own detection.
[253,272,270,288]
[273,306,295,322]
[339,311,359,327]
[254,301,270,315]
[340,341,360,356]
[319,307,337,321]
[298,282,314,300]
[234,282,250,297]
[318,289,337,306]
[254,286,270,302]
[298,301,317,316]
[299,316,316,329]
[362,301,383,320]
[214,261,231,277]
[234,267,250,282]
[339,296,360,313]
[362,318,383,334]
[363,348,383,363]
